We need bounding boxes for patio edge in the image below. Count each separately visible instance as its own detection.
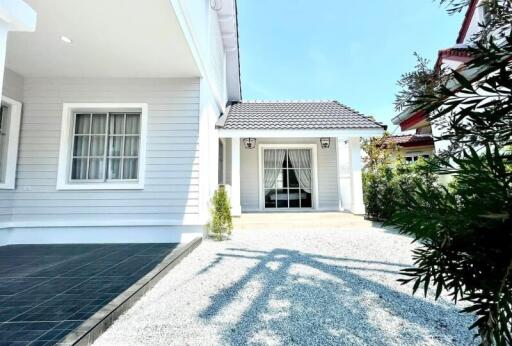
[59,237,203,346]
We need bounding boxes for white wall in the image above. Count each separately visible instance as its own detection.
[0,71,203,236]
[175,0,227,104]
[239,137,339,211]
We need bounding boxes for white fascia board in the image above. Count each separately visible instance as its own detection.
[170,0,227,110]
[0,0,36,31]
[218,128,384,139]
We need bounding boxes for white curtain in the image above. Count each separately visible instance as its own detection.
[288,149,312,193]
[264,149,286,188]
[123,159,138,179]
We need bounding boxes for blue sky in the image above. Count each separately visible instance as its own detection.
[237,0,464,130]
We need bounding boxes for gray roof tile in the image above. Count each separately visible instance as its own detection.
[217,101,384,130]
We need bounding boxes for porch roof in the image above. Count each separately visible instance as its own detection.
[216,100,385,130]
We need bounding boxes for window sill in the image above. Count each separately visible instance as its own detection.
[0,183,15,190]
[56,182,144,191]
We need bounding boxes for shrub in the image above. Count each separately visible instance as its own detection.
[362,134,436,221]
[389,1,512,343]
[207,186,233,241]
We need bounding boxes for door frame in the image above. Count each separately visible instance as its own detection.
[258,143,319,210]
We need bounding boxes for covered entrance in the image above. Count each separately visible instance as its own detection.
[215,101,386,216]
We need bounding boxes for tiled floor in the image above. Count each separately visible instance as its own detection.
[0,243,179,345]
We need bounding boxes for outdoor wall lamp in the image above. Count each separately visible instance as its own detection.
[320,137,330,149]
[243,138,256,149]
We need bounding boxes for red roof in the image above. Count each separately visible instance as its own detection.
[383,135,434,148]
[434,47,474,71]
[456,0,479,44]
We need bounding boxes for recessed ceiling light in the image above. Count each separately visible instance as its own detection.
[60,36,73,44]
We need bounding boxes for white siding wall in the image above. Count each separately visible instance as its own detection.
[0,72,202,228]
[240,138,339,211]
[0,69,24,223]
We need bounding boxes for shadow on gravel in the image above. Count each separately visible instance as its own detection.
[199,248,475,345]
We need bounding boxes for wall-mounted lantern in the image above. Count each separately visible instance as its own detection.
[243,138,256,149]
[320,137,330,149]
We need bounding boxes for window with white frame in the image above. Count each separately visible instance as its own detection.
[0,96,22,190]
[405,152,431,163]
[57,104,147,190]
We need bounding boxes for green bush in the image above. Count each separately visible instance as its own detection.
[207,186,233,240]
[362,134,436,221]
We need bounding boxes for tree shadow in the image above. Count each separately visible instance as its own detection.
[199,248,476,345]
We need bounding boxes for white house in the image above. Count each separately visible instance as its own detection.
[391,0,492,152]
[0,0,384,245]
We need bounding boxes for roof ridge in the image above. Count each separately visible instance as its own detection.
[240,100,336,103]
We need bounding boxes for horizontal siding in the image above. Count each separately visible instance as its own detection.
[0,76,201,225]
[240,137,340,211]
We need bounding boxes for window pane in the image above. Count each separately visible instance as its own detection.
[91,114,106,134]
[264,149,286,168]
[88,159,104,179]
[276,189,288,208]
[264,169,277,188]
[288,169,299,187]
[125,114,140,134]
[75,114,90,134]
[109,113,125,134]
[275,170,285,188]
[300,169,312,189]
[122,159,138,179]
[71,158,87,180]
[289,189,300,208]
[288,149,311,168]
[264,189,276,208]
[124,137,139,156]
[90,136,105,156]
[107,158,121,179]
[108,137,123,157]
[301,189,312,208]
[73,136,89,156]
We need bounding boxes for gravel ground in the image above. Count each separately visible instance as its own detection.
[94,226,476,346]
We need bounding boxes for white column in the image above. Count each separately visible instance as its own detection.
[0,0,36,95]
[348,137,365,215]
[336,137,352,211]
[230,137,241,216]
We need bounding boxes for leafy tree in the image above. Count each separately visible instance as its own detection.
[207,186,233,240]
[389,1,512,344]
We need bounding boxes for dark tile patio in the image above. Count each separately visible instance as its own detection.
[0,243,179,345]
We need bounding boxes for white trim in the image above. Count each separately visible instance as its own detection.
[0,0,37,32]
[0,227,202,246]
[257,143,319,211]
[170,0,230,107]
[0,96,22,190]
[0,215,208,229]
[56,103,148,190]
[230,137,241,215]
[219,137,227,184]
[219,128,384,139]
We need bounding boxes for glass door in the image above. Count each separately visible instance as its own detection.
[263,148,313,209]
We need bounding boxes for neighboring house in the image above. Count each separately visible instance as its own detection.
[391,0,488,150]
[383,135,435,163]
[0,0,384,245]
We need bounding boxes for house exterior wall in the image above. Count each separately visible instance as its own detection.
[0,71,204,242]
[239,137,339,211]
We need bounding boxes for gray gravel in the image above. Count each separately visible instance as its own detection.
[94,226,476,346]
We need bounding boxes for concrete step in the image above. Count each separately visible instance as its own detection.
[233,212,379,231]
